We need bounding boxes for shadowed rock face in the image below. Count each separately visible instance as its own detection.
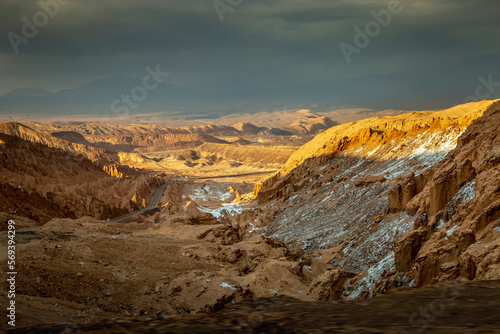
[0,133,161,224]
[388,100,500,288]
[252,100,500,296]
[50,131,93,146]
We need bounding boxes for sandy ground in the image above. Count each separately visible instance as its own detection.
[0,178,312,330]
[0,219,220,328]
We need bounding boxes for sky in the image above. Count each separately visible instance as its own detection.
[1,0,500,96]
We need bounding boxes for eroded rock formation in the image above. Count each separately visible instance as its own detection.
[251,100,500,297]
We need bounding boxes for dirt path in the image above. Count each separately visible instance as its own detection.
[110,182,169,223]
[190,170,277,180]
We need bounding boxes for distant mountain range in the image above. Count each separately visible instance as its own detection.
[2,53,500,116]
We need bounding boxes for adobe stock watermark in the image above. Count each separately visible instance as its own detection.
[398,285,466,334]
[213,0,244,22]
[110,65,169,120]
[340,0,414,64]
[7,0,68,54]
[464,74,500,104]
[6,220,17,327]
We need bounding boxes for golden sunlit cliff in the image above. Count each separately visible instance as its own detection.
[249,99,500,298]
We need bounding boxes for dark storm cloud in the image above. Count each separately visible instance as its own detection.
[0,0,499,94]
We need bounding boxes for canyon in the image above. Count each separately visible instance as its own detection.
[1,100,499,331]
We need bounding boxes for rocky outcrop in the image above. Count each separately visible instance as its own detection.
[307,269,356,301]
[386,100,500,287]
[103,165,124,178]
[387,171,433,213]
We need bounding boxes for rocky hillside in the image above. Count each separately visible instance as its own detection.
[251,100,500,297]
[0,122,109,161]
[385,99,500,289]
[0,121,150,174]
[0,133,161,226]
[231,122,261,134]
[51,131,93,146]
[196,143,294,165]
[283,109,338,135]
[21,112,338,155]
[94,133,228,152]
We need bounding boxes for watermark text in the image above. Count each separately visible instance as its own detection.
[6,220,17,327]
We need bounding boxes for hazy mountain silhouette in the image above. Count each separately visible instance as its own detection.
[5,88,51,97]
[1,54,499,116]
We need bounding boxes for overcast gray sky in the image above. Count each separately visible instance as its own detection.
[1,0,499,95]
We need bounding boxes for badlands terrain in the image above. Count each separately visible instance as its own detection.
[1,101,500,332]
